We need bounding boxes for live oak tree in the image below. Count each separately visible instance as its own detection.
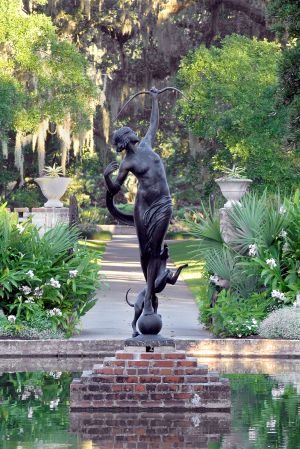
[0,0,97,184]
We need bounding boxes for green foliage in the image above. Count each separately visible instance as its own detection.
[178,34,298,190]
[0,371,78,445]
[0,0,96,137]
[184,190,300,337]
[0,205,103,336]
[207,290,269,337]
[268,0,300,38]
[268,1,300,149]
[226,373,300,449]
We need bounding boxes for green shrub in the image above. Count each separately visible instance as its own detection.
[206,290,271,337]
[259,307,300,339]
[80,207,109,224]
[0,205,102,337]
[7,184,44,209]
[79,224,112,240]
[185,190,300,337]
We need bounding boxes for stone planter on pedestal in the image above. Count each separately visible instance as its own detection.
[215,177,252,209]
[216,177,252,244]
[33,177,71,235]
[35,177,71,208]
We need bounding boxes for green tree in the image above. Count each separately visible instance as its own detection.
[0,0,97,182]
[268,0,300,150]
[177,34,298,191]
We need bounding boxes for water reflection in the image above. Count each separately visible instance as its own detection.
[70,411,231,449]
[0,370,299,449]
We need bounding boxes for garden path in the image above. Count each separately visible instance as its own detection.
[76,231,212,340]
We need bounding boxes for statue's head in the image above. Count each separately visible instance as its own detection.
[112,126,139,152]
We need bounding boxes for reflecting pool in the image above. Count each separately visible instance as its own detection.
[0,368,299,449]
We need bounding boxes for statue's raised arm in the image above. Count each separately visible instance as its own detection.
[143,87,159,147]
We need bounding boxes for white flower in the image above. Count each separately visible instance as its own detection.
[26,270,34,279]
[49,278,61,289]
[69,269,78,278]
[248,244,258,257]
[266,258,277,269]
[49,371,62,379]
[16,224,25,234]
[24,298,34,304]
[279,229,287,239]
[282,242,290,252]
[20,286,31,295]
[252,318,257,324]
[49,398,60,409]
[48,308,62,317]
[34,287,43,298]
[209,275,219,284]
[279,205,287,215]
[271,290,286,302]
[27,407,33,419]
[7,315,16,323]
[237,334,242,338]
[297,268,300,276]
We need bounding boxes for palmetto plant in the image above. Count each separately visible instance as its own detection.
[229,191,286,254]
[43,164,63,177]
[184,206,225,258]
[220,164,247,179]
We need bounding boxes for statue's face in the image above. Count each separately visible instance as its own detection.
[129,131,139,145]
[116,131,139,152]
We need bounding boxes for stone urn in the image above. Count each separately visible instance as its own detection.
[35,177,71,208]
[216,177,252,208]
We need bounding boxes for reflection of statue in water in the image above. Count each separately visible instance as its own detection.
[104,87,187,337]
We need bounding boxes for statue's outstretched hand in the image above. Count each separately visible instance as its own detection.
[149,86,159,97]
[104,161,119,177]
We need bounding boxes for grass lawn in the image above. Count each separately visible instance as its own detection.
[168,240,207,303]
[79,239,106,261]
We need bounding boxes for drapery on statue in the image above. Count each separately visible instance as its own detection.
[104,87,187,337]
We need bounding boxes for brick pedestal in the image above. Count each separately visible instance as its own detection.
[70,350,230,412]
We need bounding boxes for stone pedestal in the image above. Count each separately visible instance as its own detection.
[219,207,236,244]
[28,207,69,236]
[70,350,231,412]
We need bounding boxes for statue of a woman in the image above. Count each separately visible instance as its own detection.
[104,87,172,318]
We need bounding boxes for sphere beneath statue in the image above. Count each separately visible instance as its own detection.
[138,313,162,335]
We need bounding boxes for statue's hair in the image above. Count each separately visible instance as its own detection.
[112,126,133,149]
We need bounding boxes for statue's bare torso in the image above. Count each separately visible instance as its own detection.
[104,88,172,316]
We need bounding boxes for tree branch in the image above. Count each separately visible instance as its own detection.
[208,0,266,27]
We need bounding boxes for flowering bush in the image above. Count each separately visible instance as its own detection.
[186,190,300,337]
[259,307,300,339]
[0,205,101,337]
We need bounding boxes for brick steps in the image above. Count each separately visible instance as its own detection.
[70,350,231,412]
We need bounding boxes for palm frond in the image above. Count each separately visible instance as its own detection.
[205,248,236,281]
[40,225,80,263]
[229,192,267,253]
[184,210,225,259]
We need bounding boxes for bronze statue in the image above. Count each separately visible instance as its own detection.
[104,87,187,337]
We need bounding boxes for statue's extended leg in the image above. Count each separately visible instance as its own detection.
[131,290,145,337]
[152,294,158,314]
[167,264,188,285]
[144,256,161,315]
